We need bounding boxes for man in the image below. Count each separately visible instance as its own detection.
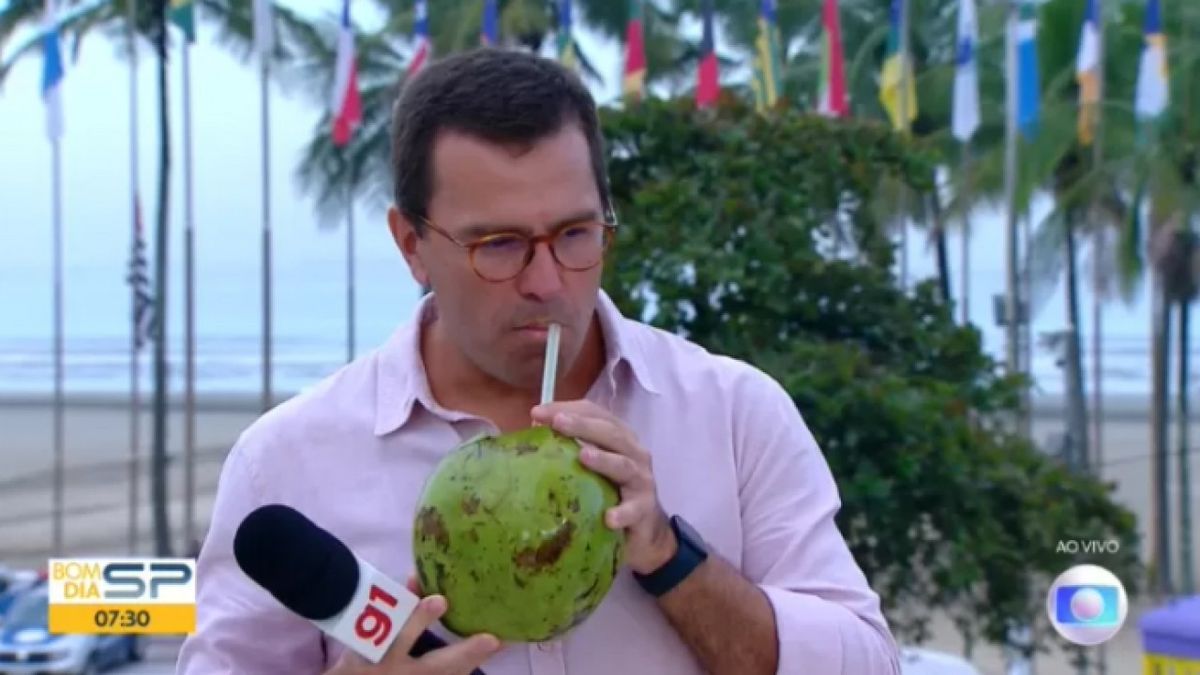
[176,48,900,675]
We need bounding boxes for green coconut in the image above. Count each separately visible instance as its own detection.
[411,425,624,643]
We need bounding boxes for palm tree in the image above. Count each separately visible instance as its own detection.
[0,0,315,556]
[286,0,701,249]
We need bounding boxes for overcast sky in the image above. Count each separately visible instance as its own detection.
[0,1,1166,391]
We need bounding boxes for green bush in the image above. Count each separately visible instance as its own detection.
[598,95,1141,654]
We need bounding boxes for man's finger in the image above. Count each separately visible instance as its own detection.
[380,594,446,666]
[606,500,649,530]
[406,573,423,597]
[579,444,640,485]
[558,413,635,454]
[418,633,502,674]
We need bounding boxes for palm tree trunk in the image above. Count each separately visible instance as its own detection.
[151,15,173,557]
[930,190,952,308]
[1151,271,1173,594]
[1065,211,1090,471]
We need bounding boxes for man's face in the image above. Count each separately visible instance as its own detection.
[391,122,606,391]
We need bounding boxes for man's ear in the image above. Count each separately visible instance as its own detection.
[388,205,430,289]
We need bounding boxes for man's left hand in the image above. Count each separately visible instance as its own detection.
[531,400,677,575]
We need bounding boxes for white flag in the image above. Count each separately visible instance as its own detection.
[951,0,979,142]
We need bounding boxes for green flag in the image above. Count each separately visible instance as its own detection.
[170,0,196,43]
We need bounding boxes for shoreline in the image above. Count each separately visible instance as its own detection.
[0,390,1177,424]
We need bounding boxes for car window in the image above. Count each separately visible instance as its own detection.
[4,592,48,629]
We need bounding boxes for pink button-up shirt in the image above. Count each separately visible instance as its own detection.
[176,290,901,674]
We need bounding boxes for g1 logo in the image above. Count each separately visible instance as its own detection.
[355,585,398,647]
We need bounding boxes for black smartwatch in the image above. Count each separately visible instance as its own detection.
[633,515,709,597]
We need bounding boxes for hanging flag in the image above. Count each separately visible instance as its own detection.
[408,0,430,76]
[695,0,718,108]
[481,0,498,46]
[622,0,646,101]
[952,0,979,141]
[1075,0,1099,144]
[879,0,916,132]
[254,0,273,56]
[817,0,848,118]
[41,0,64,140]
[1135,0,1169,123]
[127,194,156,350]
[751,0,783,113]
[556,0,577,71]
[332,0,361,147]
[170,0,196,43]
[1016,0,1040,138]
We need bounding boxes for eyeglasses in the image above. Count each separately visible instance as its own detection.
[415,212,618,282]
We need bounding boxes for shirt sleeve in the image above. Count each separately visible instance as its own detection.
[175,434,328,675]
[733,368,902,675]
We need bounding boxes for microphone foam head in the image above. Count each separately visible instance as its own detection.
[233,503,359,621]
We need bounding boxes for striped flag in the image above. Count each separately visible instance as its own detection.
[407,0,430,76]
[751,0,783,113]
[695,0,718,108]
[41,0,64,140]
[170,0,196,43]
[952,0,979,141]
[556,0,577,71]
[254,0,273,56]
[879,0,916,131]
[622,0,646,101]
[127,194,156,350]
[1135,0,1169,123]
[481,0,498,46]
[331,0,362,147]
[817,0,848,117]
[1016,1,1040,138]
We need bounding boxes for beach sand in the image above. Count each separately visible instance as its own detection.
[1,392,1197,674]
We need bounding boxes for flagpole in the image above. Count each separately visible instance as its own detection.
[346,167,355,364]
[182,20,196,553]
[960,141,971,324]
[898,0,911,290]
[126,0,141,556]
[51,121,65,558]
[260,32,273,413]
[1003,1,1020,396]
[1002,6,1034,669]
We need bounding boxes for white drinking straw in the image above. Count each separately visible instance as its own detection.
[540,323,562,405]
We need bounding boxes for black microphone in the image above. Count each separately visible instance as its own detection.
[233,503,485,673]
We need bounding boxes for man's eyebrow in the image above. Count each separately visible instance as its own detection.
[458,210,603,239]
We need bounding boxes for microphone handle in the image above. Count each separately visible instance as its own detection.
[411,629,487,675]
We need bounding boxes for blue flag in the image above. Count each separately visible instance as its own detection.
[1016,1,1039,138]
[41,1,64,140]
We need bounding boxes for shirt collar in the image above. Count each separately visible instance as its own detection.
[373,288,661,437]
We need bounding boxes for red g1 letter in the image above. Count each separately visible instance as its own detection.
[354,584,399,646]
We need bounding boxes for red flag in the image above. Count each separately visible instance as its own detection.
[332,0,362,146]
[695,0,718,108]
[818,0,849,117]
[622,1,646,100]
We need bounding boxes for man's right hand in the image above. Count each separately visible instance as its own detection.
[322,591,501,675]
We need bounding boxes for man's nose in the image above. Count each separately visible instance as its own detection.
[515,241,565,299]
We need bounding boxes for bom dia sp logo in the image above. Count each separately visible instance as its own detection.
[1045,564,1129,646]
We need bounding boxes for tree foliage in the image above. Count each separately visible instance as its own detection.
[598,96,1142,654]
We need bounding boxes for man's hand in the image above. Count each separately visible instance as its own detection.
[322,581,500,675]
[531,400,677,575]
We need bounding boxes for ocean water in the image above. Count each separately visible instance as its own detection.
[0,254,424,396]
[0,240,1190,399]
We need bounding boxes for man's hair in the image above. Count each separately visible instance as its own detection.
[390,48,611,235]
